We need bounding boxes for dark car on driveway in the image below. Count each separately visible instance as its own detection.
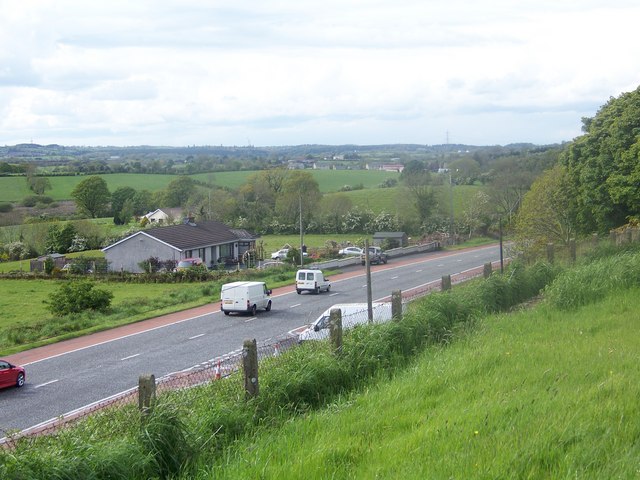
[360,246,388,265]
[0,360,25,390]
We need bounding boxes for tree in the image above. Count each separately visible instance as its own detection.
[400,160,436,226]
[45,223,77,254]
[514,164,577,257]
[487,157,535,227]
[563,86,640,233]
[111,186,137,225]
[162,176,196,208]
[71,176,111,218]
[25,163,52,195]
[319,194,353,233]
[275,171,322,226]
[460,191,490,239]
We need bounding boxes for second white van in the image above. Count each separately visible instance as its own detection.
[220,281,272,316]
[296,269,331,294]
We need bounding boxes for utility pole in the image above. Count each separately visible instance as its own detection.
[365,239,373,323]
[299,194,304,268]
[449,171,454,244]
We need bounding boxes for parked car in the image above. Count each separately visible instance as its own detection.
[271,249,308,260]
[338,246,363,256]
[175,257,205,271]
[220,281,272,316]
[360,246,388,265]
[298,303,393,342]
[296,269,331,294]
[0,359,25,390]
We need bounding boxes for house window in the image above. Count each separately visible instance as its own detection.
[219,243,233,259]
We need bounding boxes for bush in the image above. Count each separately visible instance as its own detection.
[0,202,13,213]
[47,281,114,316]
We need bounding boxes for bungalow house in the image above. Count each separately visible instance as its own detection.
[141,208,184,225]
[102,219,259,273]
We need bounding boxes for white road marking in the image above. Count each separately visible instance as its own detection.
[329,292,339,297]
[34,379,59,389]
[391,275,398,279]
[189,334,205,340]
[415,269,423,272]
[290,303,301,308]
[120,353,140,361]
[244,317,257,322]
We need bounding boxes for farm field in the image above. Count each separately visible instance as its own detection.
[330,184,486,215]
[0,169,401,203]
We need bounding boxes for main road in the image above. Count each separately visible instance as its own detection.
[0,245,500,434]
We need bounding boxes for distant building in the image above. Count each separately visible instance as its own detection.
[141,208,184,225]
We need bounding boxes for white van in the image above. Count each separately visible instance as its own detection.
[296,269,331,294]
[298,302,392,341]
[220,281,272,316]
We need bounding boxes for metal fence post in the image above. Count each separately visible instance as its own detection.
[242,339,259,399]
[391,290,403,321]
[329,308,343,355]
[138,374,156,414]
[441,275,452,291]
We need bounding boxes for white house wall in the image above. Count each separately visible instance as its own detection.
[105,235,181,273]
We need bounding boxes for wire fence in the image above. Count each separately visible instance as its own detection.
[1,258,504,448]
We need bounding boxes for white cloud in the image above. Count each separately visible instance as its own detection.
[1,0,639,146]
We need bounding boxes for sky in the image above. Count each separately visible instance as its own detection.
[1,1,639,148]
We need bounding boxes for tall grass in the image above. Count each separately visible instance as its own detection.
[204,286,640,479]
[544,245,640,310]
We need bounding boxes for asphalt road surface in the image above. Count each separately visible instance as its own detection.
[0,245,501,434]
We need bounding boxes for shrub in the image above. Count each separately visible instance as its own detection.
[0,202,13,213]
[47,281,114,316]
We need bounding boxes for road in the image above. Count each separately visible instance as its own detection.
[0,245,500,434]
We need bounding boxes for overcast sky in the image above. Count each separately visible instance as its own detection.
[1,1,639,148]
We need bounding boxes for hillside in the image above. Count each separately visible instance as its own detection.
[195,286,640,479]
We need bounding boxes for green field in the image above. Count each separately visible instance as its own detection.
[0,170,400,203]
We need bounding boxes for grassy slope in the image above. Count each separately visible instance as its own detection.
[200,287,640,479]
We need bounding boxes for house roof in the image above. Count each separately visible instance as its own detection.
[103,220,258,252]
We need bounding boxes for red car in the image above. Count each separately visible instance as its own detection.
[0,360,25,389]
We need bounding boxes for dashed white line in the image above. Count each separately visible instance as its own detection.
[391,275,398,279]
[34,379,59,389]
[244,317,257,322]
[290,303,301,308]
[415,269,423,273]
[329,292,339,297]
[189,334,205,340]
[120,353,141,361]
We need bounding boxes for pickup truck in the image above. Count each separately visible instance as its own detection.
[360,246,388,265]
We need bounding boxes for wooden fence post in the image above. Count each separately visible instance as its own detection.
[138,374,156,414]
[625,227,633,244]
[391,290,403,321]
[546,243,554,264]
[483,262,492,278]
[242,339,259,399]
[329,308,343,355]
[569,239,576,263]
[441,275,452,291]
